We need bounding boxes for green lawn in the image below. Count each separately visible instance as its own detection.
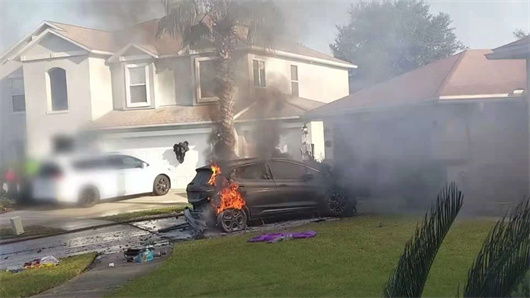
[112,215,494,297]
[0,253,96,297]
[0,225,65,240]
[96,204,189,222]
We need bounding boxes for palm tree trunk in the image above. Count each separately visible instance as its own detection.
[214,34,236,160]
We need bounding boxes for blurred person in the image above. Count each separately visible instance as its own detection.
[4,166,19,200]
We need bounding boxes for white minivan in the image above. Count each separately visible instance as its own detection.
[32,154,172,207]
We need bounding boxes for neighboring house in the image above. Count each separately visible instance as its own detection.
[307,49,528,213]
[487,37,530,195]
[0,20,355,187]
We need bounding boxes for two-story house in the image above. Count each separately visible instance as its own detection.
[0,20,355,187]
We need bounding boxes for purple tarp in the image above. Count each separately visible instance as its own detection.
[248,230,317,243]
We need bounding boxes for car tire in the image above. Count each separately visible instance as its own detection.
[323,188,356,217]
[217,208,248,233]
[153,175,170,196]
[79,187,99,208]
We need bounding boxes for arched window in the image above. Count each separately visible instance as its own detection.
[46,68,68,111]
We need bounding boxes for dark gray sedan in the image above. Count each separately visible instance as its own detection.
[185,158,356,233]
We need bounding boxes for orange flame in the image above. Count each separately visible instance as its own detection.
[208,164,221,185]
[216,181,246,214]
[208,163,246,214]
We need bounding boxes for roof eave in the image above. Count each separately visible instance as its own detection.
[486,45,530,60]
[246,45,357,69]
[107,43,158,62]
[306,93,527,119]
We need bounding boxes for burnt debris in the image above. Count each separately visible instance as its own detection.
[173,141,189,163]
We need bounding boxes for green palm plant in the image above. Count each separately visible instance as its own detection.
[384,184,530,297]
[384,183,464,297]
[158,0,283,160]
[463,198,530,297]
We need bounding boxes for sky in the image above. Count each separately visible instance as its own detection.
[0,0,529,56]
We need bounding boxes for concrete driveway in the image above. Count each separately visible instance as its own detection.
[0,190,188,229]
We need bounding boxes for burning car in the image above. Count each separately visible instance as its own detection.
[185,158,356,233]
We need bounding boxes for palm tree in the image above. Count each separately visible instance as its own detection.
[464,197,530,297]
[158,0,283,160]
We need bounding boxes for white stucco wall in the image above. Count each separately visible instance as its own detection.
[148,50,349,108]
[23,55,92,157]
[88,56,113,120]
[246,52,350,103]
[0,61,27,165]
[154,58,177,107]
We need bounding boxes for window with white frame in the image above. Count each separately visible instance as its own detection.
[10,77,25,112]
[46,68,68,112]
[195,57,218,103]
[125,64,150,107]
[253,59,266,87]
[290,65,299,97]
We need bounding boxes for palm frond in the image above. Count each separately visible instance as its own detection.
[158,0,208,46]
[383,183,464,297]
[463,197,530,297]
[237,0,284,48]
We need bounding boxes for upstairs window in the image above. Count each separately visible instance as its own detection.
[253,59,266,87]
[195,57,218,103]
[46,68,68,111]
[125,64,150,107]
[10,77,25,112]
[290,65,299,97]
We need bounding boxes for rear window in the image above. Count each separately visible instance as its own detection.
[38,162,63,177]
[72,158,108,171]
[191,169,213,185]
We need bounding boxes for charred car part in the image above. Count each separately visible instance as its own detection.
[185,158,357,233]
[173,141,189,164]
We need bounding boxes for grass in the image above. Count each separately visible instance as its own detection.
[0,195,15,213]
[0,252,96,297]
[95,204,189,222]
[111,215,495,297]
[0,226,66,240]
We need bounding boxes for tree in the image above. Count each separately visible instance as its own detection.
[331,0,465,91]
[158,0,283,160]
[513,29,530,40]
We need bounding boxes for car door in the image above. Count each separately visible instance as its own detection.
[232,162,278,218]
[267,160,322,213]
[119,155,151,195]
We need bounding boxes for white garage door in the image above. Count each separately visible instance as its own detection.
[99,131,211,189]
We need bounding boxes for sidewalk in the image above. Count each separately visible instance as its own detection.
[0,190,187,230]
[37,246,173,297]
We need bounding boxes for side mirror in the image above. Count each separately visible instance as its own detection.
[142,162,149,169]
[303,173,314,181]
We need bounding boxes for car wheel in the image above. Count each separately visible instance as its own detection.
[79,187,99,208]
[153,175,170,196]
[324,189,356,217]
[217,208,247,233]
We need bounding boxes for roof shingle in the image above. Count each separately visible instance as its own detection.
[308,50,526,117]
